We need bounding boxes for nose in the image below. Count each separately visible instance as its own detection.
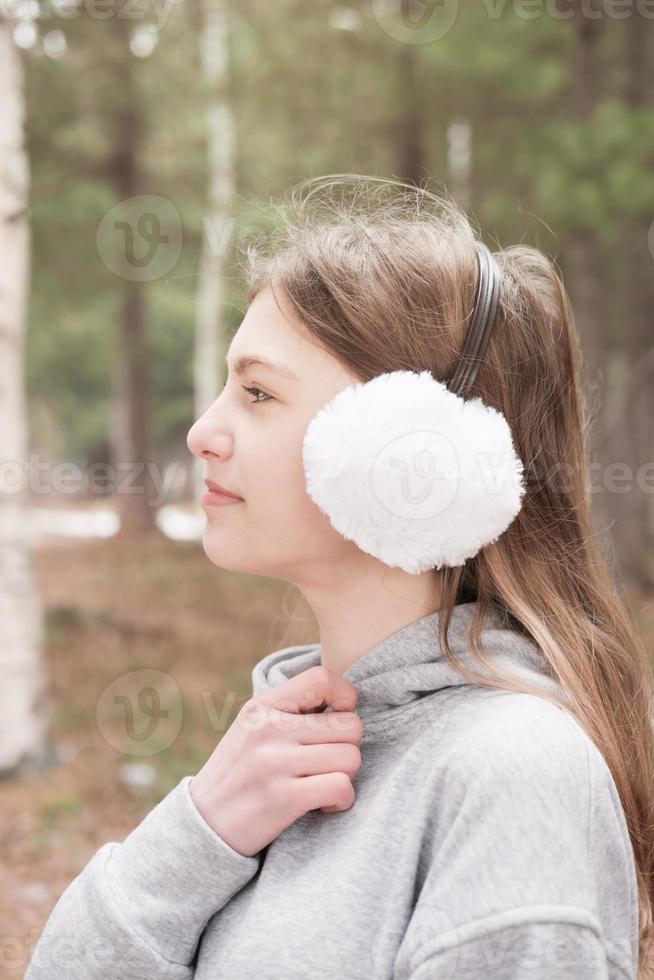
[187,404,234,461]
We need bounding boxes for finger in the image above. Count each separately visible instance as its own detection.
[254,664,359,715]
[288,742,362,778]
[293,710,364,745]
[291,771,355,816]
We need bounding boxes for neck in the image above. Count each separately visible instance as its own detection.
[294,559,444,676]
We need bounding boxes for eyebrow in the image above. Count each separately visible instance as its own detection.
[226,354,299,382]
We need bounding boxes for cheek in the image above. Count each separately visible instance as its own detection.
[201,418,355,571]
[234,424,302,504]
[259,430,314,516]
[243,425,329,532]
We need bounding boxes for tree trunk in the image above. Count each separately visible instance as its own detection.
[192,0,236,505]
[108,7,158,534]
[562,2,615,553]
[564,2,606,374]
[0,22,50,776]
[609,15,654,588]
[395,44,425,186]
[111,277,158,533]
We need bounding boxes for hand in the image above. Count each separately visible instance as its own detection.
[189,666,363,857]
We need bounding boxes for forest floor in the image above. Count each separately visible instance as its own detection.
[1,529,652,978]
[0,529,316,979]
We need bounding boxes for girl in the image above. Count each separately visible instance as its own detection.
[27,175,654,979]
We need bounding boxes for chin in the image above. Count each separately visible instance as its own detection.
[201,533,254,574]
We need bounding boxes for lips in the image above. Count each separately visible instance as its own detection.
[204,479,244,500]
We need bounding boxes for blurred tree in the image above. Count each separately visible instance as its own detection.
[561,1,612,556]
[564,0,606,380]
[106,0,159,533]
[608,13,654,588]
[395,44,425,185]
[0,22,50,776]
[192,0,236,505]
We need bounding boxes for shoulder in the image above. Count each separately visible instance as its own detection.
[425,687,635,893]
[432,686,593,780]
[417,688,639,976]
[426,688,595,833]
[444,689,631,823]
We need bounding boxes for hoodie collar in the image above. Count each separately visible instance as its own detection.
[251,601,563,724]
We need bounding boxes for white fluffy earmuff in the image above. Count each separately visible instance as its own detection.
[302,368,525,574]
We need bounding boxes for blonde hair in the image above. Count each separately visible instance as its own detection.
[243,174,654,976]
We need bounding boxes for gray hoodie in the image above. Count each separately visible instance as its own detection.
[25,601,639,979]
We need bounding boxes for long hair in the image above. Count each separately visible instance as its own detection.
[242,174,654,976]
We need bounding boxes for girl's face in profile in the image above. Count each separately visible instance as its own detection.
[187,286,361,580]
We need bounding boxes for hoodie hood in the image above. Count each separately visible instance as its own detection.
[251,600,565,724]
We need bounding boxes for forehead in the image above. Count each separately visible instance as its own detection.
[230,286,363,397]
[229,287,323,370]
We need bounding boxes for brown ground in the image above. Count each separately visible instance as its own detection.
[1,530,652,978]
[0,529,317,979]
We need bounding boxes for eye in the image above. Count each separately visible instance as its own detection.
[241,384,273,404]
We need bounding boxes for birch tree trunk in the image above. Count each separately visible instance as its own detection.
[192,0,236,505]
[0,22,49,776]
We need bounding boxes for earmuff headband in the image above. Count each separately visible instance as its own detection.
[448,242,501,399]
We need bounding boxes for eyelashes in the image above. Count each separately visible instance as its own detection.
[241,384,273,404]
